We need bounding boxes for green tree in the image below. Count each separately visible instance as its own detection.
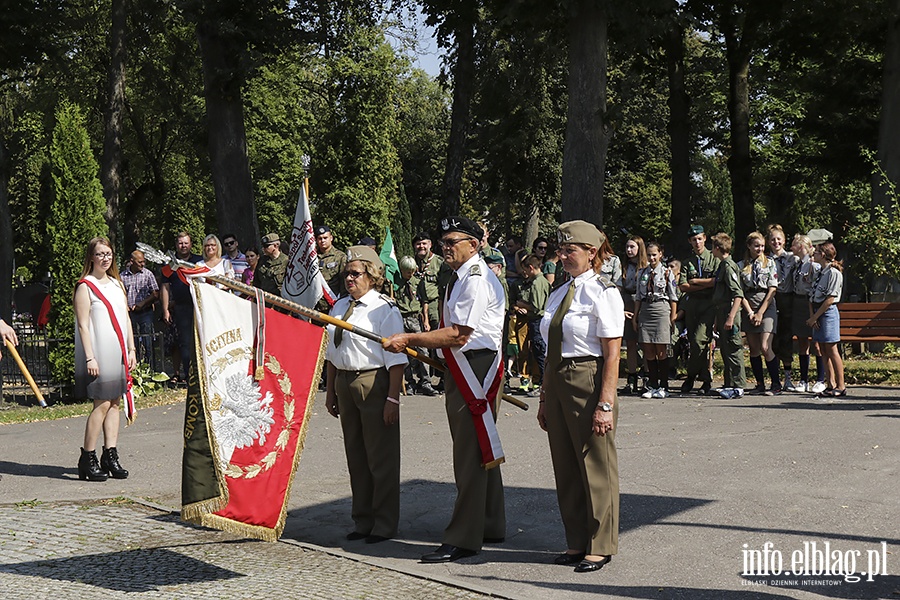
[47,101,108,387]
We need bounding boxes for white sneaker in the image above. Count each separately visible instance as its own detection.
[786,380,807,393]
[810,381,827,394]
[641,388,656,399]
[718,388,734,399]
[652,388,669,398]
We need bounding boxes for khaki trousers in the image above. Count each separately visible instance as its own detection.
[543,356,619,556]
[443,350,506,551]
[335,368,400,538]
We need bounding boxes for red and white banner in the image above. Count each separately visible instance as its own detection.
[284,179,336,308]
[182,282,326,540]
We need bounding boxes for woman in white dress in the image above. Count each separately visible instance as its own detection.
[74,236,136,481]
[199,234,235,284]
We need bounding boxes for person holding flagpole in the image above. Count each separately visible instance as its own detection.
[536,221,624,573]
[325,246,407,544]
[74,236,136,482]
[383,216,506,564]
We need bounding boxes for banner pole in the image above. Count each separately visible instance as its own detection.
[4,339,48,407]
[199,273,528,411]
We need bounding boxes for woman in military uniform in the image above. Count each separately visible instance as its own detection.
[633,241,678,398]
[738,232,781,395]
[324,246,407,543]
[537,221,624,573]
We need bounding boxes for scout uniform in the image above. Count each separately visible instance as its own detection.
[325,247,407,539]
[770,249,799,377]
[397,272,435,395]
[792,255,823,387]
[679,228,720,389]
[254,233,289,297]
[416,250,445,331]
[738,255,780,393]
[539,220,625,562]
[712,254,747,394]
[517,270,550,387]
[435,217,506,555]
[635,263,678,345]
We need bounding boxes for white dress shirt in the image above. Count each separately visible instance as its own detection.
[326,289,408,371]
[444,253,505,352]
[540,268,625,358]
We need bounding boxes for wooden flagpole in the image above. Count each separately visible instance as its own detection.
[4,339,48,407]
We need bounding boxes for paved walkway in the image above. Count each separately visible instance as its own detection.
[1,382,898,599]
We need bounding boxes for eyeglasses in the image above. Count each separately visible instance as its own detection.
[344,270,366,279]
[439,237,474,249]
[94,252,113,260]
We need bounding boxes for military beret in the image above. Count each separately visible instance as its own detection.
[806,228,833,245]
[439,216,482,240]
[261,232,281,245]
[483,253,504,265]
[357,236,377,248]
[346,245,384,269]
[314,225,331,236]
[412,231,431,243]
[557,220,604,249]
[688,224,705,237]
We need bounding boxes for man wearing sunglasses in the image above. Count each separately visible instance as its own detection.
[220,233,247,281]
[383,215,506,564]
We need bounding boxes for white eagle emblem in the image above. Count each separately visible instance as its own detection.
[214,373,276,460]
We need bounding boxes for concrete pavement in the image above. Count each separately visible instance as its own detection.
[0,383,898,599]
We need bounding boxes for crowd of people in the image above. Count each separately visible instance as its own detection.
[36,214,847,574]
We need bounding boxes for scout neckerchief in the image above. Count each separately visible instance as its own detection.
[78,277,136,425]
[441,265,505,469]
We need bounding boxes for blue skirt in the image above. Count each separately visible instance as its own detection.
[811,304,840,344]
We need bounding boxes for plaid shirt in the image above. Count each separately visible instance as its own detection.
[121,267,159,308]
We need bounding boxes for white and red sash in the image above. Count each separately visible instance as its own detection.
[78,278,136,424]
[440,309,505,469]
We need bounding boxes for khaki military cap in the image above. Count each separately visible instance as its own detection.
[557,220,605,248]
[346,245,384,269]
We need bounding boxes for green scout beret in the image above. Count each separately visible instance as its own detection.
[688,224,705,237]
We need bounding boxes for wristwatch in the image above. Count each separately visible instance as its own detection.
[598,402,613,412]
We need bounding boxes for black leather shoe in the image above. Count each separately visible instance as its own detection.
[574,555,611,573]
[419,385,439,397]
[483,536,505,544]
[698,380,712,395]
[421,544,476,563]
[680,377,695,394]
[365,534,390,544]
[554,552,585,565]
[346,531,368,541]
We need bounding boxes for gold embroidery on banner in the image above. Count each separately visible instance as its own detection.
[225,351,295,480]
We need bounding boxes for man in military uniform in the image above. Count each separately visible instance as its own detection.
[413,232,444,332]
[396,255,437,396]
[255,232,289,297]
[383,216,506,563]
[315,225,347,311]
[678,225,720,394]
[710,233,747,399]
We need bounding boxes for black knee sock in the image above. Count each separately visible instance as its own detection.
[750,356,765,387]
[647,360,659,389]
[766,358,782,389]
[799,354,810,382]
[815,354,825,382]
[658,357,669,390]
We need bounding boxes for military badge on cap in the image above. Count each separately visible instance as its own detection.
[346,245,384,269]
[439,215,482,239]
[557,220,603,248]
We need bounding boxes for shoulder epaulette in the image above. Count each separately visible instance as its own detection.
[379,293,397,306]
[595,274,616,290]
[469,264,482,276]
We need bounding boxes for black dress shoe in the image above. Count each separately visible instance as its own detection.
[483,536,505,544]
[421,544,476,563]
[554,552,585,565]
[574,555,612,573]
[365,534,390,544]
[346,531,368,541]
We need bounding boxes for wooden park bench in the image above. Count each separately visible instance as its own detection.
[839,302,900,348]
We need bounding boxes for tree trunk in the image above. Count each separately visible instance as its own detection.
[665,18,692,256]
[874,0,900,213]
[560,0,609,228]
[524,202,539,250]
[100,0,127,249]
[441,20,476,217]
[724,28,755,246]
[0,135,13,322]
[196,21,259,247]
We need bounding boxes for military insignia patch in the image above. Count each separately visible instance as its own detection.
[469,264,482,276]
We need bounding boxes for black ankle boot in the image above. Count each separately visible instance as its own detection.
[100,447,129,479]
[79,448,108,481]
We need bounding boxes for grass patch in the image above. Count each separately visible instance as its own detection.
[0,387,186,426]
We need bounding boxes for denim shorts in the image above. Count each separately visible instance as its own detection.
[811,304,840,344]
